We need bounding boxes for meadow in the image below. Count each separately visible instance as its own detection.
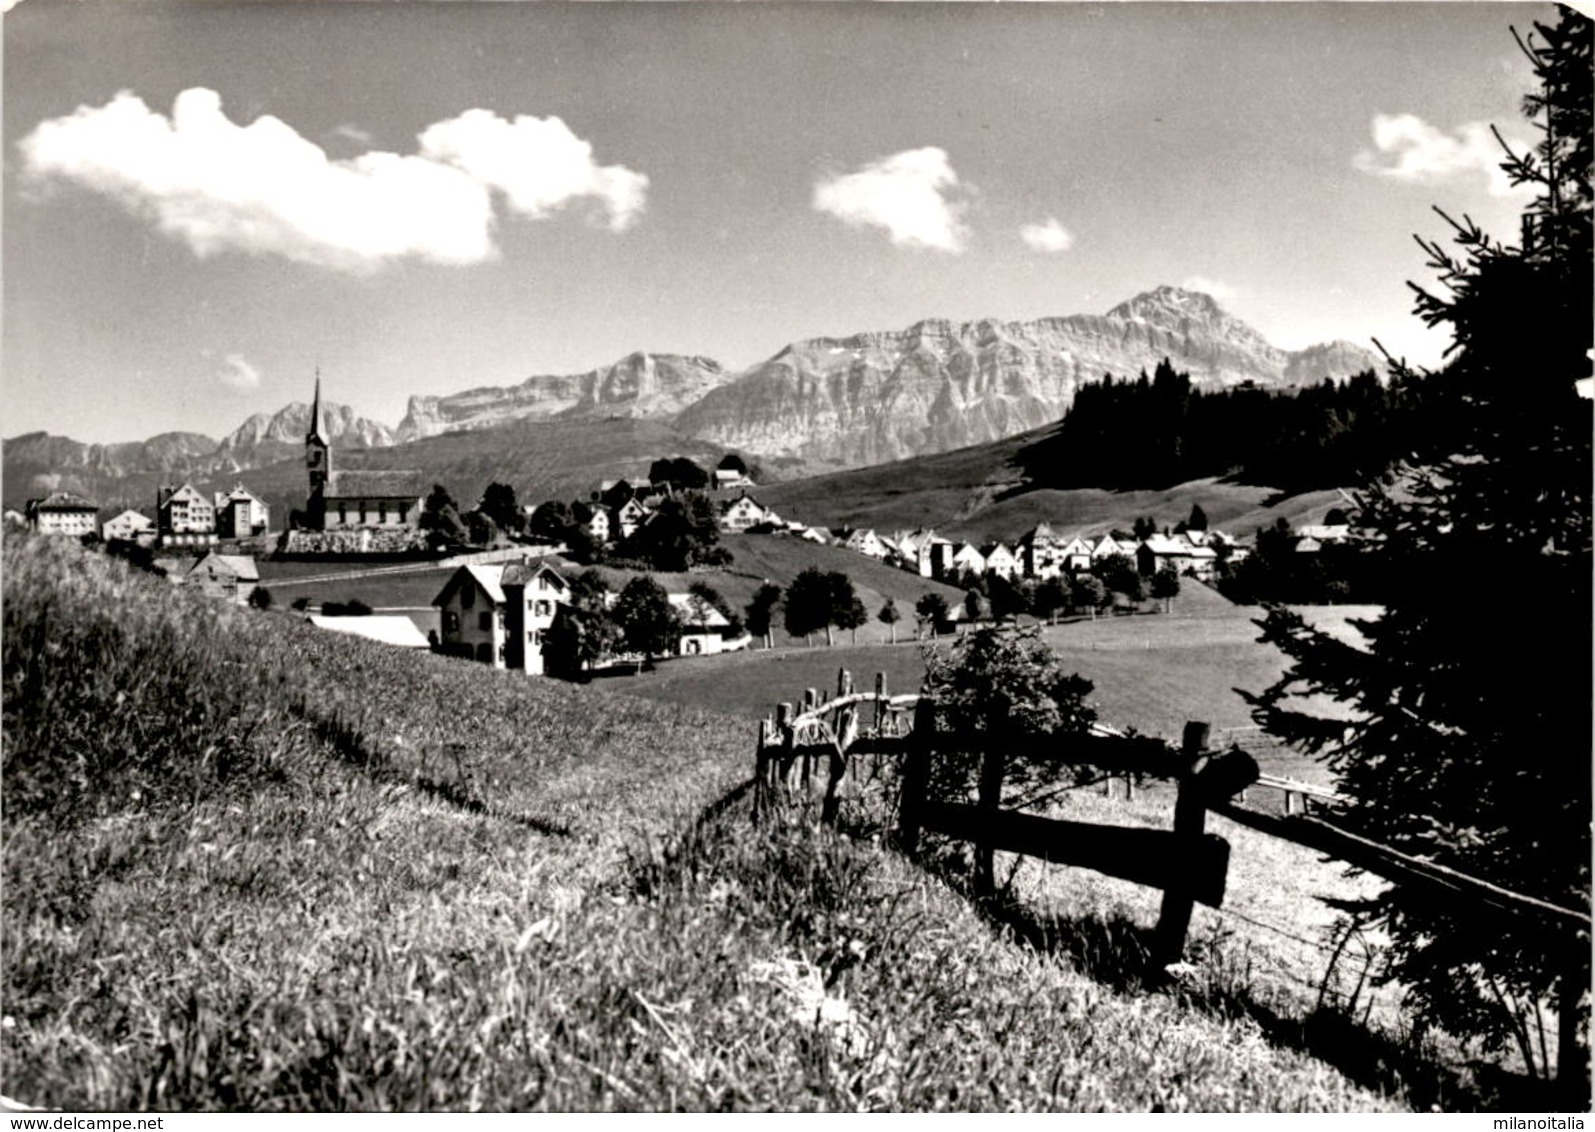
[6,535,1508,1111]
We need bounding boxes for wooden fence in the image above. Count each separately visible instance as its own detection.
[752,666,1592,1090]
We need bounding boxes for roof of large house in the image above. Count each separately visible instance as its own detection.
[323,470,426,499]
[33,491,100,512]
[501,561,568,590]
[189,553,260,581]
[979,542,1013,557]
[105,509,153,526]
[309,615,430,648]
[432,563,508,606]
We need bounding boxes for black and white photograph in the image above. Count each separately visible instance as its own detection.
[2,0,1589,1115]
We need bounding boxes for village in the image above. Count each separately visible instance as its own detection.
[14,374,1366,683]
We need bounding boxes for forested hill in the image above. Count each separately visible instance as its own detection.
[1009,359,1425,497]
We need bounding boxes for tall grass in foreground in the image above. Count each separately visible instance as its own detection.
[4,536,1399,1110]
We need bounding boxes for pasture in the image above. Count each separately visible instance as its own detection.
[7,536,1479,1111]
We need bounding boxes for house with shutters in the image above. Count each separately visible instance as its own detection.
[27,491,100,538]
[431,560,570,674]
[717,490,772,532]
[1136,533,1219,579]
[213,485,271,539]
[156,483,217,547]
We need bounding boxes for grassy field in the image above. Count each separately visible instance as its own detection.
[9,535,1520,1110]
[621,581,1366,787]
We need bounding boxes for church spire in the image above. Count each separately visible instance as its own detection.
[308,366,329,446]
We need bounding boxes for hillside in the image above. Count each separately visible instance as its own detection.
[757,414,1350,541]
[1,535,1425,1111]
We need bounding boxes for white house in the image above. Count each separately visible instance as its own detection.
[669,592,733,656]
[1017,523,1070,579]
[157,483,217,547]
[431,561,570,674]
[981,543,1020,581]
[102,508,155,544]
[718,491,772,532]
[213,485,271,539]
[843,528,889,559]
[27,491,100,538]
[950,543,987,578]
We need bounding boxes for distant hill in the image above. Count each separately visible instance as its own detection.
[758,420,1351,543]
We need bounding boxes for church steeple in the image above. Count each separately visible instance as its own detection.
[305,367,331,495]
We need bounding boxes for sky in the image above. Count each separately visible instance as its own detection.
[2,0,1557,444]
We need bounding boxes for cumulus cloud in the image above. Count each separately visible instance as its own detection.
[1180,276,1239,304]
[1353,113,1528,197]
[1019,217,1074,253]
[216,353,262,391]
[813,147,969,253]
[419,109,648,232]
[18,88,650,273]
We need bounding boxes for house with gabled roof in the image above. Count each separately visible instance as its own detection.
[950,542,987,579]
[102,508,156,545]
[842,528,889,559]
[1136,533,1219,579]
[613,497,648,541]
[1091,533,1130,562]
[27,491,100,538]
[156,483,217,547]
[1016,523,1071,579]
[570,501,612,545]
[213,484,271,539]
[431,560,570,674]
[981,542,1020,581]
[184,552,259,605]
[670,592,733,656]
[717,490,771,533]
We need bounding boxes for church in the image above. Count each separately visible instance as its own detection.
[302,375,425,533]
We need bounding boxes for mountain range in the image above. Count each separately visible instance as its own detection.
[4,286,1384,505]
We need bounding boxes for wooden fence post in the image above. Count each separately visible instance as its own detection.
[822,705,857,826]
[775,702,794,799]
[800,689,818,793]
[973,737,1008,900]
[753,719,769,821]
[874,672,887,734]
[1152,721,1211,970]
[897,697,935,856]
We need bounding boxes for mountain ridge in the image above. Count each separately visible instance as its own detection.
[4,287,1385,492]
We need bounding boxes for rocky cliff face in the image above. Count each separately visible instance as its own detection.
[672,286,1385,468]
[220,401,396,451]
[396,352,728,442]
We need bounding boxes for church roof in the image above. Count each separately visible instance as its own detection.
[322,470,425,499]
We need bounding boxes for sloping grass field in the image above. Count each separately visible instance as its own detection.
[3,536,1438,1110]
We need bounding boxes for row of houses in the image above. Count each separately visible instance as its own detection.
[16,483,272,547]
[821,521,1251,584]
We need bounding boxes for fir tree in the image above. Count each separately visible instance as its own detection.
[1244,9,1590,1095]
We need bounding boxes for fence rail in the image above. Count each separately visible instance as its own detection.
[750,664,1590,1096]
